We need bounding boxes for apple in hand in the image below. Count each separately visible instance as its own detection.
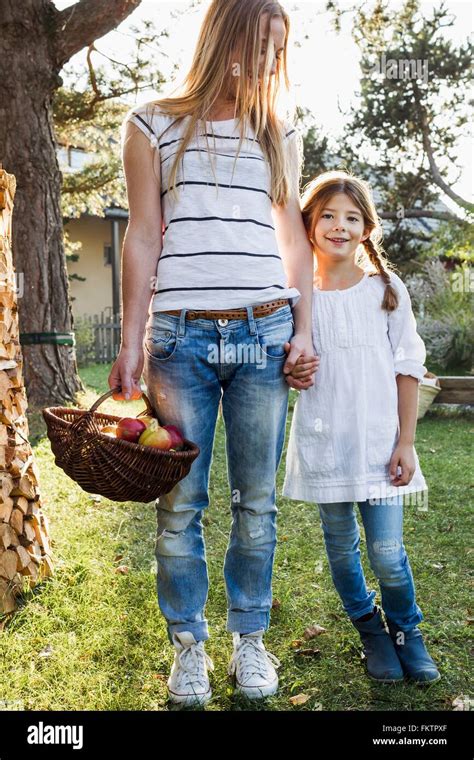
[162,425,184,450]
[116,417,147,443]
[138,425,172,450]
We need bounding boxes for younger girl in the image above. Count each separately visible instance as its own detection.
[282,170,440,684]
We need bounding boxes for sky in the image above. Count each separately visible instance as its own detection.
[53,0,472,206]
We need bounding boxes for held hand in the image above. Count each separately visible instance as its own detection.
[389,443,416,486]
[108,346,145,401]
[283,336,320,391]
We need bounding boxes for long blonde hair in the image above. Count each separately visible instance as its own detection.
[138,0,302,206]
[301,170,399,311]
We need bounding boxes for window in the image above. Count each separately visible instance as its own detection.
[104,244,112,266]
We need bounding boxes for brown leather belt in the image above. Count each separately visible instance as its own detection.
[159,298,290,321]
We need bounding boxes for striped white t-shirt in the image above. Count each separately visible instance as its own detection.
[122,102,302,312]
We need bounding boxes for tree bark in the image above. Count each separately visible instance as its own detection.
[0,0,140,408]
[55,0,141,69]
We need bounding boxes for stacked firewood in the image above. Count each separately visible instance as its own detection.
[0,165,53,613]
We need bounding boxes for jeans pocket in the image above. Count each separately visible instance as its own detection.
[255,312,295,360]
[144,323,179,362]
[367,416,399,466]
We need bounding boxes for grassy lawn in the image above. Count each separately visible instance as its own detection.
[0,363,472,712]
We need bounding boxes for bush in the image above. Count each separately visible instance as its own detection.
[73,315,96,368]
[405,259,473,372]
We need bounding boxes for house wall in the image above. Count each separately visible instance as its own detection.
[65,216,127,319]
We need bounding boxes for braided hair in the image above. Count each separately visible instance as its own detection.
[300,170,399,312]
[362,237,399,312]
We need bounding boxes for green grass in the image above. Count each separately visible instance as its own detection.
[1,364,472,711]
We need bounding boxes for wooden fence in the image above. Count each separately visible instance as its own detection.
[74,308,121,366]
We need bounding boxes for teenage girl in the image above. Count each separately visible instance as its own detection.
[110,0,318,705]
[282,170,440,684]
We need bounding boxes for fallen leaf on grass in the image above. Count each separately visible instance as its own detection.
[290,693,310,705]
[294,648,321,658]
[452,695,472,711]
[303,625,326,639]
[438,524,454,533]
[115,565,129,574]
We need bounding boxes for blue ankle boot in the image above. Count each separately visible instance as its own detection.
[351,607,404,683]
[386,619,440,685]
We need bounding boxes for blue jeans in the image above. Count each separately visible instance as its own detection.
[318,498,424,630]
[142,304,294,643]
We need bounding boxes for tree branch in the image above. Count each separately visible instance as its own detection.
[54,0,141,70]
[379,209,458,222]
[419,110,474,214]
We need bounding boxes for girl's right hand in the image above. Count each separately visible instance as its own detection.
[108,346,145,401]
[284,343,320,389]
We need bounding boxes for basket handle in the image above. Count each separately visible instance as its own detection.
[88,386,156,418]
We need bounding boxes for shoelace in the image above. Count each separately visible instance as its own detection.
[175,642,215,692]
[228,636,281,683]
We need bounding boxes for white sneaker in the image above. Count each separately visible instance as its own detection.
[228,629,281,699]
[167,631,214,706]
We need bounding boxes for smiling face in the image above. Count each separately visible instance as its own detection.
[312,193,369,262]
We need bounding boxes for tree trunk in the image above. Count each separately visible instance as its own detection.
[0,0,141,408]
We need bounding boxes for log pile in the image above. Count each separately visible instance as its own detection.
[0,165,53,614]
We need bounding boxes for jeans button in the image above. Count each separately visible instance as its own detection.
[217,318,229,327]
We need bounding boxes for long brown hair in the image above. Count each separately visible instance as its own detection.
[300,170,399,311]
[136,0,302,206]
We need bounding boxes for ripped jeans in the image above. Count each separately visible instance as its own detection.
[142,304,294,643]
[318,499,423,630]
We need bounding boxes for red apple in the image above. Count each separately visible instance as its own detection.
[138,425,172,450]
[162,425,184,450]
[116,417,147,443]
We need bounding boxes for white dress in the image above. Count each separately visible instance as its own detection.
[282,271,428,505]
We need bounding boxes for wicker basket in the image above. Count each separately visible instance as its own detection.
[42,387,200,503]
[417,373,442,419]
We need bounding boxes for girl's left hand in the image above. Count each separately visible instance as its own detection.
[389,443,416,486]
